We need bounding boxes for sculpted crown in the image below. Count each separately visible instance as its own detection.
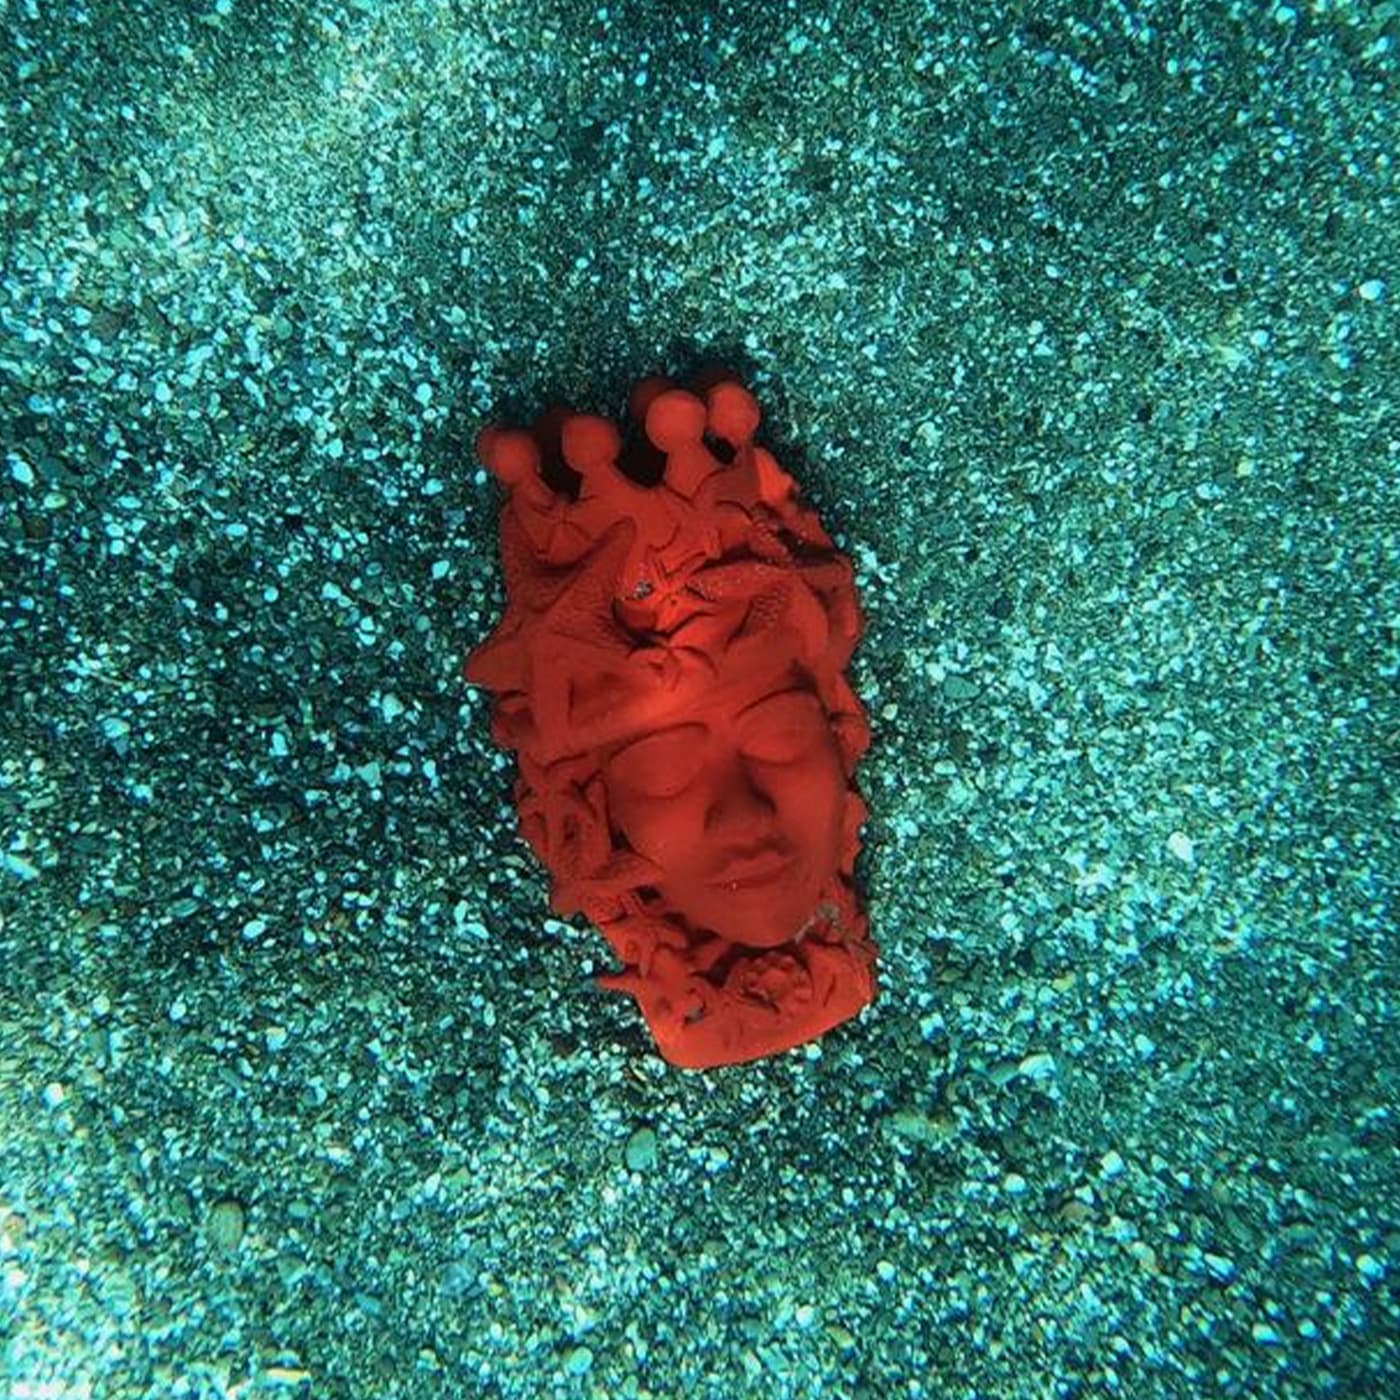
[465,372,865,768]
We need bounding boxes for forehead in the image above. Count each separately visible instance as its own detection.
[608,687,829,756]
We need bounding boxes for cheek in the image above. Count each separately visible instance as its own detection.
[771,751,846,858]
[611,791,705,870]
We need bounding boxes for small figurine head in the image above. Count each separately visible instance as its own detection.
[466,373,874,1068]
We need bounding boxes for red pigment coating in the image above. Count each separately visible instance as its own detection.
[465,372,875,1068]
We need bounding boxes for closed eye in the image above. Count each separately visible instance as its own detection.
[738,691,827,765]
[607,724,708,799]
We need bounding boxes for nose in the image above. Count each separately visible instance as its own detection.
[703,762,777,837]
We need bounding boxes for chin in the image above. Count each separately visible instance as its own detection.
[715,885,822,949]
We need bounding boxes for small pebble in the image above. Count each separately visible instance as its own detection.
[207,1198,247,1253]
[1167,830,1195,864]
[562,1345,593,1376]
[1018,1052,1058,1082]
[624,1126,658,1172]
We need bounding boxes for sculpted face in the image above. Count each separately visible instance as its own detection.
[604,689,847,948]
[465,372,876,1068]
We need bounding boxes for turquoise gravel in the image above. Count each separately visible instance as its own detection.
[2,2,1396,1397]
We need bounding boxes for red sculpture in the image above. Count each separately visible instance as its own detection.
[464,371,875,1068]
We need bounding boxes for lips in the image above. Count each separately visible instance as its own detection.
[707,847,794,888]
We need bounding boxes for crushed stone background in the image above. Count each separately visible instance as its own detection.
[2,2,1396,1397]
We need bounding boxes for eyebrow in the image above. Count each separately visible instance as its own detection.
[609,722,709,762]
[735,689,822,720]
